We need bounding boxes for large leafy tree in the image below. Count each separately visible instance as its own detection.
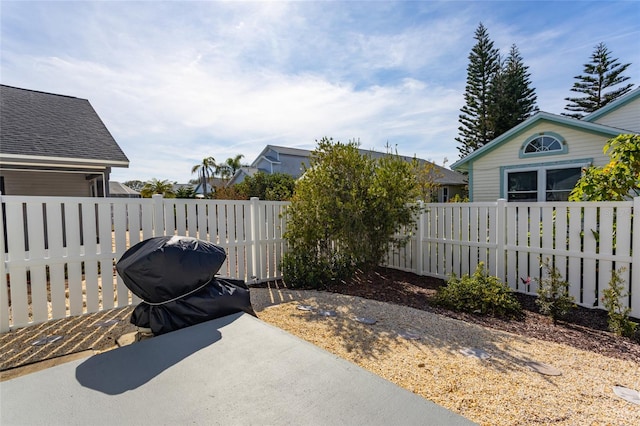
[563,43,634,118]
[140,178,176,198]
[282,137,420,288]
[191,156,216,197]
[236,171,296,201]
[456,23,501,156]
[122,180,145,192]
[489,44,538,138]
[569,134,640,201]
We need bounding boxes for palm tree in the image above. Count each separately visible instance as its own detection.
[218,154,245,181]
[191,156,216,197]
[140,178,176,198]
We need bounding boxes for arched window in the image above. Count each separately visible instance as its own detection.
[519,132,567,158]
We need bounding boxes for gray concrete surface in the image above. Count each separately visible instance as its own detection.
[1,313,476,425]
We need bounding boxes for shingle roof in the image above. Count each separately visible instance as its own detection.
[264,144,466,186]
[0,85,129,166]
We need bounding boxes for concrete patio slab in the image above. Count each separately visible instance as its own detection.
[1,313,475,425]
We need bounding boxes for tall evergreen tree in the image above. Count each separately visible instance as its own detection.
[564,42,634,118]
[489,44,538,138]
[456,23,501,157]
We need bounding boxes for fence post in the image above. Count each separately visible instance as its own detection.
[0,192,9,332]
[632,196,640,318]
[415,201,425,275]
[495,198,507,283]
[152,194,164,236]
[249,197,260,281]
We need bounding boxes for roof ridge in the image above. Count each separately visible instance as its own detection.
[0,84,84,100]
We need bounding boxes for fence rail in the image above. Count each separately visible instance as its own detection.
[386,197,640,318]
[0,194,288,331]
[2,194,638,332]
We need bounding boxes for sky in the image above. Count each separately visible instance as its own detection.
[1,1,639,184]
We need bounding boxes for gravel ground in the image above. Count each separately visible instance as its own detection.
[251,286,640,426]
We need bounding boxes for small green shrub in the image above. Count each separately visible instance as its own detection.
[602,268,638,338]
[435,263,522,318]
[535,258,575,324]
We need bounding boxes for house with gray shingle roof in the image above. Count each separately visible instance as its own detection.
[0,85,129,197]
[229,144,467,202]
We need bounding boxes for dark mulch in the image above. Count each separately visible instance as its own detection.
[311,267,640,364]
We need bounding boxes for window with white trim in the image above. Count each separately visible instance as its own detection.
[520,133,567,158]
[506,166,583,202]
[524,136,562,154]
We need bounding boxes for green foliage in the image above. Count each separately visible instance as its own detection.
[191,156,216,198]
[236,172,296,201]
[456,23,501,156]
[140,178,176,198]
[457,25,538,156]
[217,154,246,180]
[282,137,420,288]
[122,180,145,192]
[413,159,443,202]
[488,44,538,138]
[570,134,640,201]
[535,258,575,324]
[602,268,638,338]
[564,42,634,118]
[175,185,196,199]
[434,263,522,318]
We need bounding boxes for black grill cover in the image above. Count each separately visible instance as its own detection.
[116,236,254,335]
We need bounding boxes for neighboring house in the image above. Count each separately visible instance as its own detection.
[109,181,141,198]
[451,88,640,202]
[0,85,129,197]
[228,144,467,202]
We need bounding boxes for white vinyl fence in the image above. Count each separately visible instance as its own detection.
[2,194,639,331]
[386,198,640,318]
[0,194,288,331]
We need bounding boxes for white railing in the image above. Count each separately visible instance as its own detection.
[386,197,640,318]
[2,195,638,331]
[0,194,288,331]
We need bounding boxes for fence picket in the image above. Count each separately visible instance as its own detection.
[81,201,100,313]
[97,202,114,310]
[528,206,541,294]
[598,207,614,310]
[517,205,529,292]
[65,202,83,316]
[614,205,632,304]
[46,201,67,319]
[113,203,129,307]
[506,204,517,289]
[568,206,582,303]
[582,208,598,309]
[6,202,29,327]
[25,202,48,323]
[3,195,638,330]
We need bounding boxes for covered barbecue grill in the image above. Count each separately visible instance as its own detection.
[116,235,254,335]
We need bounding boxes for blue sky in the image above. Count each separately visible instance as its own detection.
[2,1,639,184]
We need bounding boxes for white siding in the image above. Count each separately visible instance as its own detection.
[591,96,640,132]
[470,122,611,201]
[0,170,93,196]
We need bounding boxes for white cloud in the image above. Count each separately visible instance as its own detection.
[2,1,638,183]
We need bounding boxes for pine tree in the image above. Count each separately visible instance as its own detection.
[489,44,538,138]
[456,23,501,157]
[564,42,634,118]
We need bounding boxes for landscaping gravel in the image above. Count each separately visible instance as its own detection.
[252,287,640,426]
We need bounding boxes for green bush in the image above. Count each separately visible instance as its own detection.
[535,257,575,324]
[281,138,421,288]
[434,263,522,318]
[602,268,638,338]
